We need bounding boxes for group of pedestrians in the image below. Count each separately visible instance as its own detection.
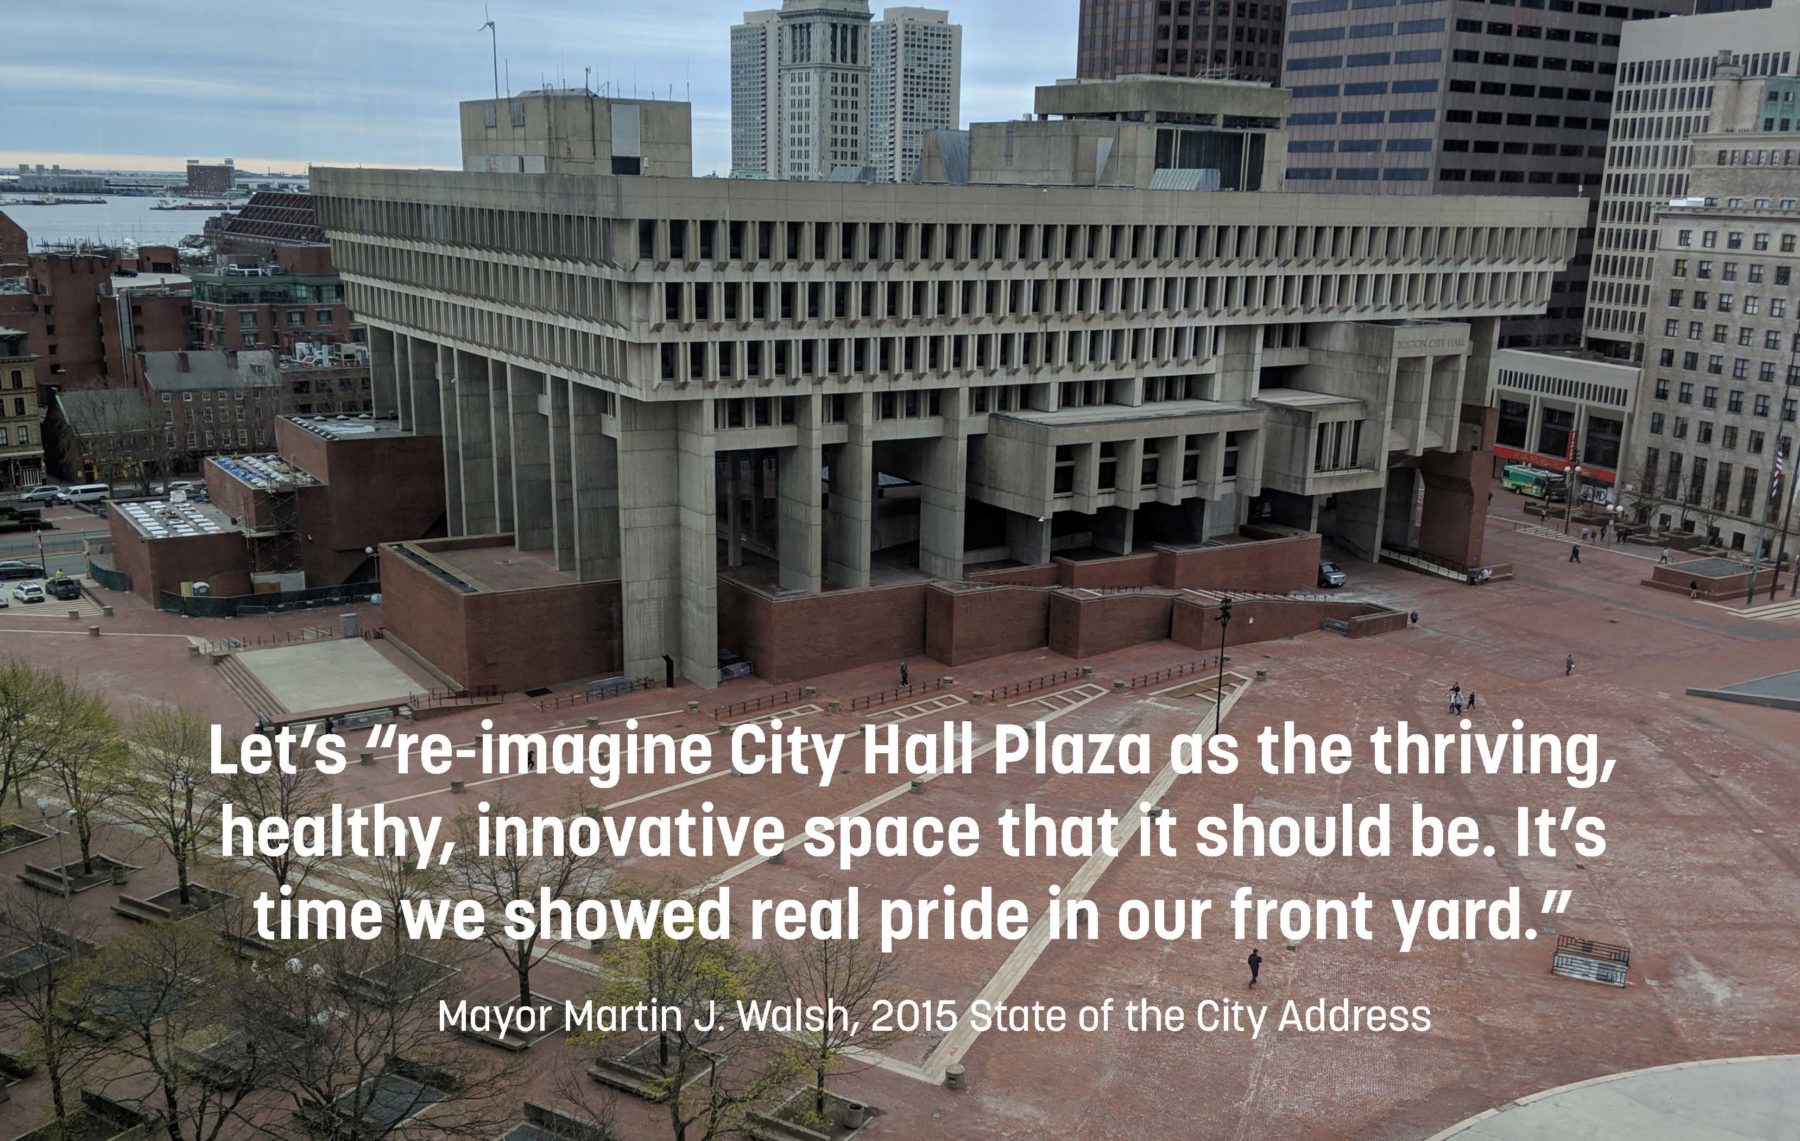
[1448,683,1476,715]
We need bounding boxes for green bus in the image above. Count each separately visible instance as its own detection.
[1502,464,1567,501]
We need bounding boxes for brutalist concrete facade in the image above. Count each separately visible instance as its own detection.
[310,166,1585,688]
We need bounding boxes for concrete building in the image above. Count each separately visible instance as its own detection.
[311,92,1585,689]
[1624,134,1800,550]
[1583,0,1800,360]
[458,92,693,177]
[868,8,962,184]
[1075,0,1286,86]
[730,0,907,178]
[0,327,44,489]
[1278,0,1697,351]
[920,75,1286,191]
[1492,348,1639,491]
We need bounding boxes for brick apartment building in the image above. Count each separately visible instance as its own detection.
[0,327,44,488]
[0,241,187,391]
[308,82,1585,691]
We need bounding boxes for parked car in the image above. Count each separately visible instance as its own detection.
[1318,560,1348,588]
[0,560,38,580]
[17,485,65,505]
[166,480,198,495]
[46,577,82,601]
[0,592,8,608]
[11,583,43,604]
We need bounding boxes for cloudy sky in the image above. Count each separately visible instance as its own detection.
[1,0,1082,176]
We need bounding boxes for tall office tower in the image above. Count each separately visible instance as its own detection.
[1280,0,1696,350]
[869,8,962,184]
[731,9,782,177]
[1583,0,1800,361]
[731,0,874,180]
[1075,0,1286,86]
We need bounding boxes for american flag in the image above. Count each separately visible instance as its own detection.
[1776,437,1790,503]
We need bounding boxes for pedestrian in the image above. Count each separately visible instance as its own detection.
[1410,610,1419,626]
[900,662,909,687]
[1569,544,1581,564]
[1565,654,1575,676]
[1248,948,1262,988]
[1467,691,1477,710]
[322,715,336,735]
[254,713,269,736]
[1581,526,1590,542]
[1689,579,1699,599]
[1659,548,1672,564]
[1480,567,1493,584]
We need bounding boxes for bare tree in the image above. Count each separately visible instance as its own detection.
[588,886,795,1141]
[116,705,227,908]
[0,659,54,813]
[224,760,329,892]
[368,853,442,957]
[0,888,110,1129]
[70,919,262,1141]
[53,386,165,490]
[37,673,127,876]
[446,795,610,1009]
[234,936,522,1141]
[777,937,902,1121]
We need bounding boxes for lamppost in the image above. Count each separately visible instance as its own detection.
[37,799,70,901]
[1563,464,1582,535]
[1214,597,1233,724]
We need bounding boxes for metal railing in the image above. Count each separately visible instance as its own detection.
[410,685,503,711]
[533,677,657,713]
[1555,934,1630,964]
[1125,657,1219,690]
[986,667,1085,703]
[713,687,807,721]
[160,580,379,618]
[195,626,337,656]
[847,677,946,712]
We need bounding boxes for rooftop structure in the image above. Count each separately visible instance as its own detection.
[459,91,694,177]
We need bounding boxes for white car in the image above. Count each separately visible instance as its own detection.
[11,583,44,605]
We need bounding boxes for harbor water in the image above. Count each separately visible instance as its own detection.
[1,196,228,250]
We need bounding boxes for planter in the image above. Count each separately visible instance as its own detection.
[111,866,129,886]
[840,1102,870,1128]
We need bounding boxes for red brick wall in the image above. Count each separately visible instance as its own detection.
[106,510,251,605]
[378,540,621,692]
[1171,596,1408,648]
[1047,592,1172,658]
[1055,551,1162,588]
[1644,564,1780,600]
[719,578,928,682]
[378,545,470,686]
[1156,533,1321,592]
[924,585,1051,665]
[1345,608,1409,638]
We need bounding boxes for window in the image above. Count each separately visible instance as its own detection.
[1754,394,1771,417]
[1678,381,1694,403]
[1749,431,1765,454]
[1654,377,1670,400]
[1649,412,1665,434]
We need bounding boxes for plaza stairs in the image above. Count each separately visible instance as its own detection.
[212,654,287,724]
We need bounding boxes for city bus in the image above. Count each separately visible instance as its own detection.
[1501,464,1567,501]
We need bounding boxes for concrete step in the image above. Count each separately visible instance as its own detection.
[213,656,287,724]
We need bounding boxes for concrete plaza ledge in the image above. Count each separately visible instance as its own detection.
[1425,1055,1800,1140]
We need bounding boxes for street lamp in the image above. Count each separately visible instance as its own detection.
[1563,464,1582,535]
[36,799,70,901]
[1214,597,1233,726]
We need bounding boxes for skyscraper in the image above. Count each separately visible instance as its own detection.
[730,0,875,180]
[1076,0,1286,85]
[1278,0,1695,349]
[869,8,963,184]
[1582,0,1800,361]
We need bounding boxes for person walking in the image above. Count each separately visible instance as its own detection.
[1689,579,1699,599]
[1565,654,1575,676]
[1569,544,1582,564]
[1467,691,1477,711]
[1248,948,1262,988]
[1659,548,1672,564]
[1580,526,1591,542]
[900,662,910,687]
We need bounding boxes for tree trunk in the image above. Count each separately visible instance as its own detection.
[517,961,532,1010]
[816,1065,828,1117]
[177,855,191,907]
[78,819,95,875]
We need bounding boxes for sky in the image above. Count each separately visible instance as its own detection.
[1,0,1082,177]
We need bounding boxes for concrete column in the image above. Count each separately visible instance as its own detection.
[507,366,553,552]
[918,413,969,581]
[1335,487,1384,562]
[824,393,873,588]
[1094,506,1133,555]
[455,350,497,534]
[368,326,399,419]
[616,398,718,687]
[777,433,822,593]
[488,359,514,532]
[1383,468,1419,551]
[570,384,620,581]
[546,379,574,572]
[749,450,765,540]
[435,345,464,535]
[724,454,744,568]
[1005,511,1051,565]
